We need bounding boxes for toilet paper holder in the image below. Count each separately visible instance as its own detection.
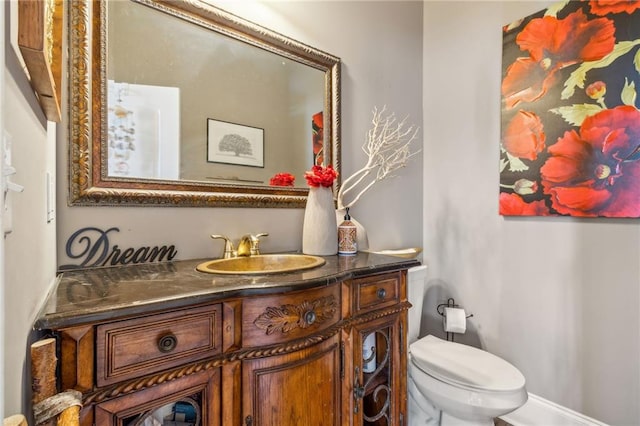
[437,298,473,341]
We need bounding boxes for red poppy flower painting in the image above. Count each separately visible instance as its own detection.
[312,112,324,166]
[500,1,640,217]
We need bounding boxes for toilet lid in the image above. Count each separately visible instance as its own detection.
[410,335,525,392]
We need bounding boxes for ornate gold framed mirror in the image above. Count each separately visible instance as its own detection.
[68,0,341,207]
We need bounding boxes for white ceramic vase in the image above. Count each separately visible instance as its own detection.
[303,187,338,255]
[336,208,369,251]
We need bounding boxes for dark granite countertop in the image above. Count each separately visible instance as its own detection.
[35,252,420,330]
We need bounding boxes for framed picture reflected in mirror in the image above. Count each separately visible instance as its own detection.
[206,118,264,168]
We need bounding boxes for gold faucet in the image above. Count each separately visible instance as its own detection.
[237,233,269,256]
[210,235,236,259]
[211,233,269,258]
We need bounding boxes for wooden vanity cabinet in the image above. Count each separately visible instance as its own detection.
[347,272,408,426]
[242,334,342,426]
[240,284,342,426]
[351,314,406,426]
[96,304,223,387]
[49,265,413,426]
[94,368,221,426]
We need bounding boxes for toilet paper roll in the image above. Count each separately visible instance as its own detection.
[362,333,377,373]
[443,307,466,334]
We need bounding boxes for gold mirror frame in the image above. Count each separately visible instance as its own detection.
[68,0,341,207]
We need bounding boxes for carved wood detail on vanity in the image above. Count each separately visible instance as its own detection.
[242,284,340,348]
[253,294,337,335]
[37,256,419,425]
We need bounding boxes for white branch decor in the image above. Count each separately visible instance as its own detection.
[337,106,420,210]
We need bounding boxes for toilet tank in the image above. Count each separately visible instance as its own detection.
[407,265,428,345]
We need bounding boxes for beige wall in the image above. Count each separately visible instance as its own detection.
[1,2,5,419]
[422,2,640,424]
[2,0,58,416]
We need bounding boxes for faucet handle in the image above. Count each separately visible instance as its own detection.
[251,233,269,255]
[210,234,236,259]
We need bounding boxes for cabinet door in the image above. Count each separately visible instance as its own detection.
[242,335,341,426]
[94,368,220,426]
[352,313,406,426]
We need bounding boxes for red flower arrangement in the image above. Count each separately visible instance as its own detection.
[304,165,338,188]
[269,172,295,187]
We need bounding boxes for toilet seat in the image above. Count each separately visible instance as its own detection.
[410,335,525,392]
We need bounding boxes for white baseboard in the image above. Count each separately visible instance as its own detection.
[500,393,608,426]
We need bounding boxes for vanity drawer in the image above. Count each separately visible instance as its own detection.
[96,304,222,386]
[242,284,340,348]
[352,272,401,314]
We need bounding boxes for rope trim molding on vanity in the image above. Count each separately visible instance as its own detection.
[81,301,411,405]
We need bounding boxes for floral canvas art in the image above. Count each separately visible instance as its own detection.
[500,0,640,217]
[313,112,324,166]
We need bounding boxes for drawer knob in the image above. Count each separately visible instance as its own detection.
[304,310,317,325]
[157,333,178,353]
[377,288,387,299]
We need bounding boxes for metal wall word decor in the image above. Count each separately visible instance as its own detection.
[59,227,178,270]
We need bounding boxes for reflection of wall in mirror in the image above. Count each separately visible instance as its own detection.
[108,0,325,188]
[107,81,180,180]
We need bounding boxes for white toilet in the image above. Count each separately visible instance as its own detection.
[407,266,527,426]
